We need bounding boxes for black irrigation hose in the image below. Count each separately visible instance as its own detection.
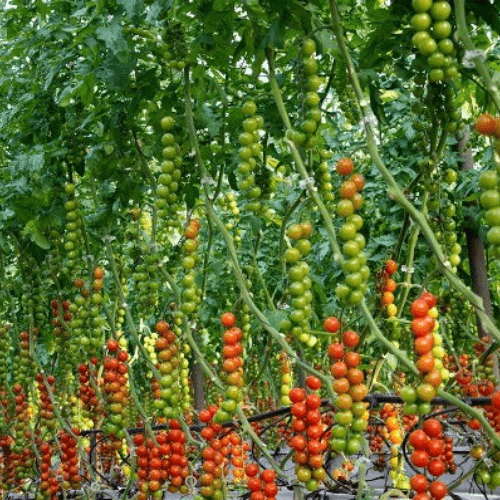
[79,394,494,437]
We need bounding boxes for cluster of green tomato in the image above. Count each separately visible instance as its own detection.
[236,100,265,213]
[292,38,322,150]
[281,222,317,347]
[157,115,182,219]
[410,0,459,82]
[133,251,161,319]
[479,168,500,256]
[62,183,83,275]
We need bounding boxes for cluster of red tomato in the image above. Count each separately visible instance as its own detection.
[408,418,449,500]
[11,382,32,473]
[245,463,278,500]
[78,360,101,423]
[198,405,227,499]
[379,259,398,316]
[134,429,184,500]
[406,292,441,414]
[38,441,59,499]
[59,430,81,490]
[102,339,129,437]
[326,319,368,456]
[288,376,327,491]
[214,313,244,423]
[153,321,181,420]
[36,374,56,431]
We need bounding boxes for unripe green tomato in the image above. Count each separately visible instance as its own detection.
[481,190,500,209]
[339,222,357,241]
[161,116,175,131]
[430,1,452,21]
[242,101,257,116]
[412,30,432,48]
[301,38,316,57]
[427,51,446,68]
[302,58,318,76]
[432,21,452,39]
[412,0,432,12]
[285,247,301,263]
[411,13,431,31]
[419,37,438,56]
[438,38,454,55]
[479,171,498,190]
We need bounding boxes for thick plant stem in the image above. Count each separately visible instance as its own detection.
[454,0,500,112]
[327,0,500,353]
[327,0,500,447]
[183,67,337,402]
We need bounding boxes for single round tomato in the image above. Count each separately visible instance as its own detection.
[323,316,341,333]
[411,449,430,468]
[220,312,236,328]
[410,473,428,492]
[423,418,442,438]
[342,330,359,348]
[428,480,447,499]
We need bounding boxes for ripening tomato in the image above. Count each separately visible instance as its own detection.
[344,351,361,367]
[342,330,359,348]
[475,113,499,136]
[420,291,437,308]
[427,458,446,477]
[336,157,354,176]
[306,375,322,391]
[289,387,306,403]
[323,316,341,333]
[385,259,398,275]
[328,343,345,359]
[411,298,429,318]
[220,312,236,328]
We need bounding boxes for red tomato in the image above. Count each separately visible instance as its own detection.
[427,458,446,477]
[410,450,430,468]
[220,312,236,328]
[342,330,359,348]
[428,480,447,499]
[423,418,443,438]
[409,430,429,450]
[323,316,341,333]
[410,473,428,493]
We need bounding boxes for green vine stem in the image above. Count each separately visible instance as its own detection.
[327,0,500,447]
[454,0,500,112]
[183,65,334,477]
[327,0,500,350]
[397,192,429,316]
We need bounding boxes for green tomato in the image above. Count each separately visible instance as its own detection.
[161,116,175,131]
[479,171,498,190]
[432,21,452,39]
[401,386,417,404]
[481,190,500,209]
[301,39,316,57]
[419,37,438,56]
[412,0,432,12]
[242,100,257,116]
[430,1,451,21]
[411,13,431,31]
